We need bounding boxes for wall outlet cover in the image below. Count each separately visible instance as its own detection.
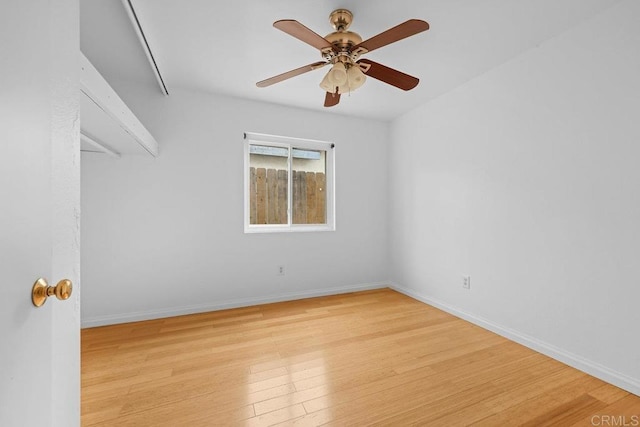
[463,276,471,289]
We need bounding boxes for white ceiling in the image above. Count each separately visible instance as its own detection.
[80,0,621,121]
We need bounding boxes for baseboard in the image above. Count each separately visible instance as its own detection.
[81,282,388,329]
[390,283,640,397]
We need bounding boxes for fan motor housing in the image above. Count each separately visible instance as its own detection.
[325,31,362,50]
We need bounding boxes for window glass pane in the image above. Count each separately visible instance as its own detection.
[249,145,288,225]
[292,148,326,225]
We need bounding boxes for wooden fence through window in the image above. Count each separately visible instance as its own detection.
[249,167,326,225]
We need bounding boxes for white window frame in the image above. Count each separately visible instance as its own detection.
[244,132,335,233]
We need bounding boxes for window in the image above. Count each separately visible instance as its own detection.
[244,132,335,233]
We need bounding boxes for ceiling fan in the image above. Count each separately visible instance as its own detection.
[256,9,430,107]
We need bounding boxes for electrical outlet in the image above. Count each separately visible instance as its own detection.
[277,266,285,276]
[462,276,471,289]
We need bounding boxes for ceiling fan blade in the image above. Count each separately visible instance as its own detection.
[256,61,328,88]
[354,19,429,54]
[358,59,419,91]
[274,20,334,51]
[324,91,341,107]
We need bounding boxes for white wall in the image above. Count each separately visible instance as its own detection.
[81,86,389,326]
[390,0,640,394]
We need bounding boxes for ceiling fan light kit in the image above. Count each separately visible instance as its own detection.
[346,65,366,89]
[320,63,367,95]
[256,8,429,107]
[328,62,348,86]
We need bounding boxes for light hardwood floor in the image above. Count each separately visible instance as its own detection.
[82,289,640,426]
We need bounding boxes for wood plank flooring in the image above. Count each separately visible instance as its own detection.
[81,288,640,426]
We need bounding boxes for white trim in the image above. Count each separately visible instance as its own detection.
[244,224,335,234]
[243,138,251,231]
[80,53,159,157]
[81,282,388,328]
[390,283,640,397]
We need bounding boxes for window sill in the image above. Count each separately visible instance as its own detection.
[244,224,335,234]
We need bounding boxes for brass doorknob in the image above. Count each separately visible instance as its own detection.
[32,278,73,307]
